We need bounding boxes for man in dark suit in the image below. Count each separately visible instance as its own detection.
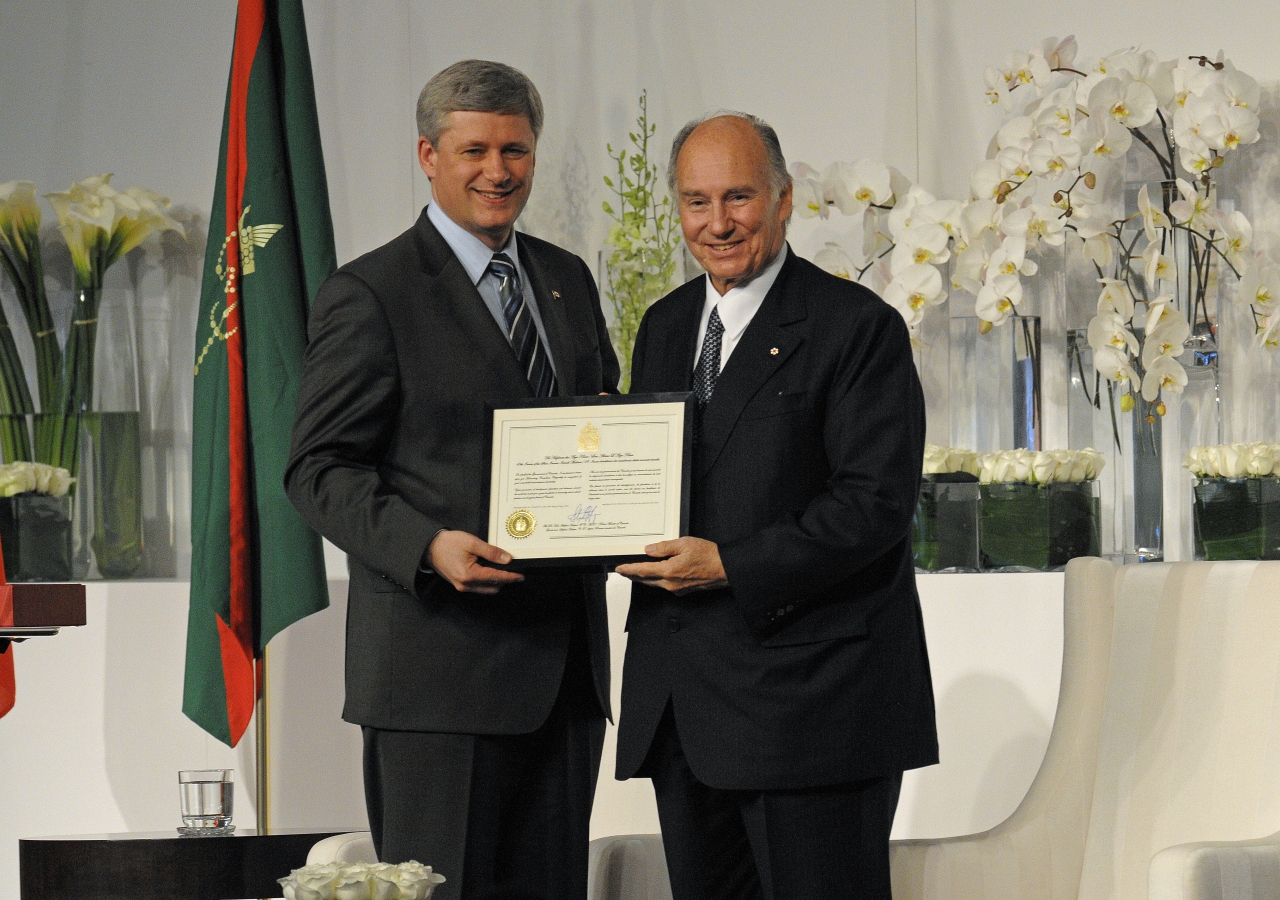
[615,113,937,900]
[285,60,618,900]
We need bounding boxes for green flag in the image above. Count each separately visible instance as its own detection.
[183,0,334,747]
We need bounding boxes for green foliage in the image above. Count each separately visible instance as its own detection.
[602,91,682,391]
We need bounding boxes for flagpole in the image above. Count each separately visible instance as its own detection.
[255,647,270,835]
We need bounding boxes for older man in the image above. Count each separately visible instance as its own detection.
[615,113,937,900]
[286,61,618,900]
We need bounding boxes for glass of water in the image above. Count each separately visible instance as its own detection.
[178,769,235,835]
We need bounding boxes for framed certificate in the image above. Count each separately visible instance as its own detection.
[484,392,694,567]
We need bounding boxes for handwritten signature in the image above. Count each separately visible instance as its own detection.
[568,504,600,525]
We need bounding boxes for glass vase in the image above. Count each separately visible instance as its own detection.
[1191,476,1278,561]
[912,475,981,572]
[65,283,144,579]
[949,314,1043,452]
[979,480,1101,571]
[0,492,72,581]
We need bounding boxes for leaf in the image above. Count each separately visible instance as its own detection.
[603,176,614,188]
[603,202,615,215]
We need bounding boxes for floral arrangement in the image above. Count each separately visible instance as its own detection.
[601,91,683,391]
[0,175,182,471]
[976,447,1105,484]
[278,861,445,900]
[792,37,1277,416]
[1183,442,1280,478]
[922,443,981,476]
[0,461,73,498]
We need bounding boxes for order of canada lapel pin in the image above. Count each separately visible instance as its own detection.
[770,347,779,355]
[552,290,561,299]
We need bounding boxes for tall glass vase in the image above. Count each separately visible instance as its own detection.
[65,281,144,579]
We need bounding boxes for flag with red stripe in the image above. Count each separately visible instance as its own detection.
[183,0,334,746]
[0,544,14,720]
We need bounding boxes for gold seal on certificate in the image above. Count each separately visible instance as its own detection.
[485,393,694,566]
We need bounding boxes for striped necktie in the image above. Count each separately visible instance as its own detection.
[490,253,556,398]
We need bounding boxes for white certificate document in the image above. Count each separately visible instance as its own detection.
[486,396,691,563]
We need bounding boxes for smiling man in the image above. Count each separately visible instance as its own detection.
[614,113,938,900]
[286,60,618,900]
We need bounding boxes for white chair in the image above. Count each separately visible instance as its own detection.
[307,830,378,865]
[588,833,673,900]
[890,558,1280,900]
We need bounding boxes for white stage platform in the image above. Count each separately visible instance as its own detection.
[0,569,1064,899]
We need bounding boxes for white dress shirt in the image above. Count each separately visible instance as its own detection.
[692,245,788,372]
[427,202,556,372]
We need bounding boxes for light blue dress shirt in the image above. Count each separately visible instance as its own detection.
[427,202,557,373]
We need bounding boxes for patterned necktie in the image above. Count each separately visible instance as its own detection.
[490,253,556,398]
[693,305,725,406]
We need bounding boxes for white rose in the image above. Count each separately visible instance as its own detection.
[1009,448,1034,482]
[922,444,948,475]
[383,862,446,900]
[1031,451,1056,483]
[0,462,37,497]
[333,864,373,900]
[280,864,341,900]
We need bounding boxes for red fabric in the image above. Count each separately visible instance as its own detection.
[218,0,266,747]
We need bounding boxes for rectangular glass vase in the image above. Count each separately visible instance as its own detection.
[912,477,981,572]
[980,480,1101,571]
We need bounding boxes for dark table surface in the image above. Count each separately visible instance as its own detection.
[20,828,362,900]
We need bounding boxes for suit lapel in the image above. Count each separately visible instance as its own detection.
[413,212,532,396]
[518,238,576,396]
[643,278,702,394]
[696,249,806,477]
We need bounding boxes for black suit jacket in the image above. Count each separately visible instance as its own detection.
[285,210,619,735]
[615,247,938,790]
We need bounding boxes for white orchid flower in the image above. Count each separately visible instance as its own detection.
[813,243,856,280]
[822,160,893,216]
[995,116,1037,150]
[915,199,964,238]
[1218,210,1252,267]
[1082,230,1114,269]
[960,199,1000,245]
[1088,311,1139,356]
[1221,68,1260,109]
[1136,51,1176,108]
[975,272,1023,326]
[789,163,827,219]
[1093,345,1140,385]
[886,184,936,238]
[1141,355,1188,402]
[1144,294,1182,334]
[1096,278,1135,319]
[883,263,946,327]
[1023,204,1066,248]
[1258,312,1280,348]
[861,208,893,260]
[1027,134,1082,179]
[1078,114,1133,165]
[970,160,1008,202]
[1041,35,1078,71]
[1030,87,1079,137]
[1168,179,1216,232]
[1006,51,1053,94]
[891,222,951,274]
[1200,104,1259,152]
[984,67,1010,106]
[1141,240,1174,287]
[1088,76,1158,128]
[952,240,993,294]
[1136,183,1170,242]
[1143,317,1190,366]
[1239,259,1279,312]
[1178,135,1215,175]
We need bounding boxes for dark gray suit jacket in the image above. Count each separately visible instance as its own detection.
[285,210,619,735]
[616,247,938,790]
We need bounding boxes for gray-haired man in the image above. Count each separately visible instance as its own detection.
[286,60,618,900]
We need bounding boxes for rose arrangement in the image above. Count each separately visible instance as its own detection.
[0,461,73,498]
[278,861,445,900]
[1183,442,1280,478]
[976,447,1105,484]
[792,37,1276,417]
[922,443,982,476]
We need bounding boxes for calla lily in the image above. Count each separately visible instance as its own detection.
[813,243,856,280]
[1141,355,1188,401]
[0,180,43,262]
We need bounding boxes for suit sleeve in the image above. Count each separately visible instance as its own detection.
[284,271,444,592]
[718,300,924,634]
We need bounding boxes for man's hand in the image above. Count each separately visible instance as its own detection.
[615,537,728,595]
[427,530,525,594]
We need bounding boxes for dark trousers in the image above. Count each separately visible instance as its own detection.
[645,705,902,900]
[363,645,605,900]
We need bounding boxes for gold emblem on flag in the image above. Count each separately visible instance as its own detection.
[195,205,285,375]
[578,423,600,453]
[506,510,536,539]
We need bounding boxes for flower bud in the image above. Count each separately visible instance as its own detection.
[1119,392,1135,412]
[1083,172,1097,190]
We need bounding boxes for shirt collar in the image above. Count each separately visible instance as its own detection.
[703,244,788,334]
[427,201,519,285]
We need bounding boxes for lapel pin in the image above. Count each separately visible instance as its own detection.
[770,347,779,355]
[552,290,561,299]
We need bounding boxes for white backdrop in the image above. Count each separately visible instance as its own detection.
[2,1,1278,897]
